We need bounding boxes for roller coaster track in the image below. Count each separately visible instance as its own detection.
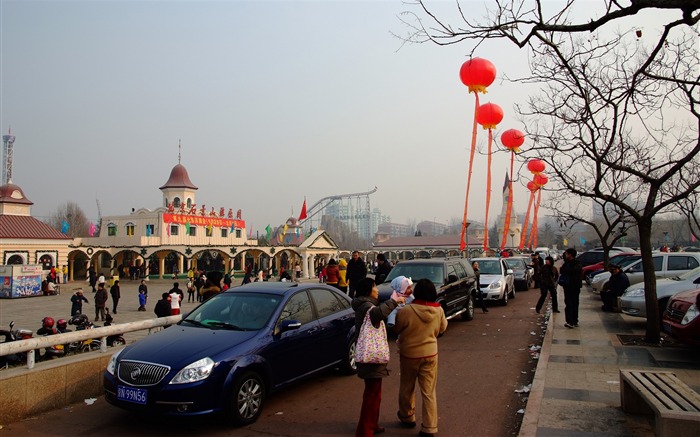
[301,186,378,224]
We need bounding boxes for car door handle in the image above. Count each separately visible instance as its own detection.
[307,327,320,335]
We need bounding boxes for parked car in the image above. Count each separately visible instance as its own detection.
[619,267,700,320]
[534,247,551,260]
[104,282,357,425]
[662,288,700,346]
[591,252,700,294]
[471,257,515,305]
[576,247,636,268]
[583,253,640,285]
[378,257,478,322]
[503,257,533,291]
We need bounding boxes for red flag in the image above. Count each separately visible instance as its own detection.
[298,198,308,221]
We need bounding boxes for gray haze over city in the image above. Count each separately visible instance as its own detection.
[1,1,668,235]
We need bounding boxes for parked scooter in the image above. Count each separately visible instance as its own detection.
[0,321,33,368]
[103,309,126,347]
[68,314,102,352]
[37,317,65,360]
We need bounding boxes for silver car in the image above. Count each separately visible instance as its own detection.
[591,252,700,293]
[619,266,700,319]
[472,257,515,305]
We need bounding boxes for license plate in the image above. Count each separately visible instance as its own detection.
[117,385,147,405]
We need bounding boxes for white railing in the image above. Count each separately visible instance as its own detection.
[0,315,182,370]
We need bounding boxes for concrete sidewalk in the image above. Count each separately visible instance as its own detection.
[520,285,700,436]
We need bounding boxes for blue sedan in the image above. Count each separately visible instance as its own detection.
[104,282,357,425]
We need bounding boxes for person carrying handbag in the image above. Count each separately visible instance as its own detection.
[351,277,405,437]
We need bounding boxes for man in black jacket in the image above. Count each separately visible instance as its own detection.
[375,253,393,285]
[110,280,120,314]
[559,248,583,328]
[346,251,368,298]
[600,265,630,312]
[154,293,172,318]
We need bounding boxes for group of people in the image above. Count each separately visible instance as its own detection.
[529,249,584,328]
[352,275,446,437]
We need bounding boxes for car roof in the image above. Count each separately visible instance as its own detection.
[472,257,501,261]
[395,258,464,264]
[225,281,328,296]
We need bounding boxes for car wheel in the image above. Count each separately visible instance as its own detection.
[585,273,593,285]
[228,371,265,426]
[461,293,475,321]
[111,338,125,347]
[340,339,357,375]
[509,284,516,299]
[500,288,508,306]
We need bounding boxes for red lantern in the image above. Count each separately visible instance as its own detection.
[527,159,545,175]
[534,173,549,187]
[500,129,525,153]
[527,181,539,192]
[459,58,496,94]
[476,103,504,130]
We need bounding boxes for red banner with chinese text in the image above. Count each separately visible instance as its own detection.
[163,214,245,229]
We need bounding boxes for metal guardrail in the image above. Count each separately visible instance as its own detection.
[0,315,182,369]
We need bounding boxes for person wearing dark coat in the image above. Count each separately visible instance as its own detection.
[154,293,172,318]
[94,283,108,322]
[601,264,630,312]
[374,253,393,285]
[351,277,403,437]
[88,266,97,293]
[536,256,559,314]
[70,289,88,316]
[472,261,488,313]
[347,251,368,298]
[559,248,583,328]
[110,280,121,314]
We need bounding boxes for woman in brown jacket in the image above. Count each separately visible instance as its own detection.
[394,279,448,437]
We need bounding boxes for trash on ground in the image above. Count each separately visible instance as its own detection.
[514,384,532,393]
[84,398,97,405]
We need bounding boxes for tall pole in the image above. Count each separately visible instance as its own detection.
[2,129,16,185]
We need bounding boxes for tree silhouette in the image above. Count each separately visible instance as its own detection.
[400,1,700,343]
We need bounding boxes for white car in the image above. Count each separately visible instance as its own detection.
[591,252,700,293]
[473,257,515,305]
[619,266,700,319]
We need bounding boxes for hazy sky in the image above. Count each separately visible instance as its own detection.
[0,0,608,234]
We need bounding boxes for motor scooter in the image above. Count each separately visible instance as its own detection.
[68,314,102,352]
[0,321,33,368]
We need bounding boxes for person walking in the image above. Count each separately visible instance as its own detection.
[559,248,583,328]
[472,261,488,313]
[138,279,148,300]
[352,277,403,437]
[600,264,630,312]
[109,280,121,314]
[94,283,108,322]
[137,289,147,311]
[530,253,543,289]
[394,279,448,437]
[70,289,88,316]
[186,278,196,302]
[62,265,68,284]
[169,284,182,315]
[88,266,97,293]
[347,251,368,298]
[535,256,559,314]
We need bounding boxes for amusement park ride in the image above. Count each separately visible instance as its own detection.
[297,187,377,241]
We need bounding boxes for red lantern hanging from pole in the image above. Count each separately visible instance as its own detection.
[499,129,525,250]
[458,58,497,252]
[476,102,504,251]
[527,159,545,175]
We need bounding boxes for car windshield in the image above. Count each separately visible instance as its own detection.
[385,263,444,285]
[615,255,641,267]
[183,292,282,331]
[504,259,525,270]
[477,260,502,275]
[672,266,700,281]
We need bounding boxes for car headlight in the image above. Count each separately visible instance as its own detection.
[488,280,502,290]
[623,288,645,298]
[681,304,699,326]
[106,348,123,376]
[170,357,215,384]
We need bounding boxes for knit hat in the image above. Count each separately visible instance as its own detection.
[390,276,413,295]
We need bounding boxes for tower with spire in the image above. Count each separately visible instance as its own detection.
[497,172,522,248]
[159,140,198,210]
[2,128,16,186]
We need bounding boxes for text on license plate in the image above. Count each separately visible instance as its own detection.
[117,385,147,404]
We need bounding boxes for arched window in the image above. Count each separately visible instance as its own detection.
[187,198,192,208]
[39,254,53,269]
[126,222,135,236]
[7,254,24,264]
[164,198,169,207]
[173,197,181,208]
[107,223,117,236]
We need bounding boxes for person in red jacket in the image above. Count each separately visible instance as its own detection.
[325,259,341,289]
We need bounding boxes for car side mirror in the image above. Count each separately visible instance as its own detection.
[279,320,302,333]
[506,269,514,275]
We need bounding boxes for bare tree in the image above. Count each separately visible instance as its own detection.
[46,201,92,237]
[400,1,700,343]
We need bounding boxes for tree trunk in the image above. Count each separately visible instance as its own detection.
[638,219,660,343]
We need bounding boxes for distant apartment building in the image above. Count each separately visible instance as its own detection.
[416,220,448,236]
